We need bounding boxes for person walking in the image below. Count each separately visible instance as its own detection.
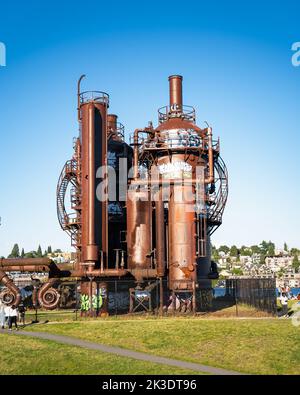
[8,305,18,331]
[280,292,289,317]
[0,302,5,329]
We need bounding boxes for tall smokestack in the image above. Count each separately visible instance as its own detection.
[168,75,183,110]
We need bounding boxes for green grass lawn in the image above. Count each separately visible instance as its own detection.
[0,333,200,375]
[20,316,300,375]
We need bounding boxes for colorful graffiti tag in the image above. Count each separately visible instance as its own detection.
[80,288,106,311]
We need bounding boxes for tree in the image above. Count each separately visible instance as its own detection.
[240,245,251,256]
[54,249,62,253]
[229,245,238,257]
[21,248,25,258]
[291,248,300,256]
[250,245,260,254]
[267,241,275,256]
[36,245,43,257]
[292,255,300,273]
[284,242,289,253]
[8,243,20,258]
[259,240,275,257]
[24,251,36,258]
[47,246,52,254]
[219,245,230,255]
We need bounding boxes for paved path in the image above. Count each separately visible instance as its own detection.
[2,330,243,375]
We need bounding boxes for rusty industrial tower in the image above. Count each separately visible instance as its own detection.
[0,75,228,314]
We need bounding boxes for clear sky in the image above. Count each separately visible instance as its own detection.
[0,1,299,256]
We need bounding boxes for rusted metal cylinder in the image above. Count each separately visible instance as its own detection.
[126,187,152,270]
[168,184,197,290]
[169,75,183,109]
[107,114,118,132]
[155,188,165,277]
[81,99,108,269]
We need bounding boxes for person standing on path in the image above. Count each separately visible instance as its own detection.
[8,305,18,330]
[0,302,5,329]
[18,303,26,326]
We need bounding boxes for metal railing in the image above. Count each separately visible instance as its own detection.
[79,91,109,106]
[158,105,196,123]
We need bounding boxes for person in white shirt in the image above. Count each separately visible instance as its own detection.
[0,302,5,329]
[280,293,288,317]
[8,305,18,330]
[4,305,10,327]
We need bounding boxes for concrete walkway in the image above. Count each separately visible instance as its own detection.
[2,330,243,375]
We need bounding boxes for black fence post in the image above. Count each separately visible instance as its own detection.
[115,280,117,316]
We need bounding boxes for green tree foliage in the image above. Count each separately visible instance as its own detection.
[24,251,36,258]
[219,245,230,254]
[36,245,43,257]
[250,245,261,254]
[292,255,300,272]
[229,245,238,257]
[8,243,20,258]
[291,248,300,256]
[259,240,275,256]
[240,245,251,256]
[21,248,25,258]
[284,242,289,253]
[232,268,243,275]
[47,246,52,254]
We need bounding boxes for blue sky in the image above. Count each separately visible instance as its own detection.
[0,1,299,256]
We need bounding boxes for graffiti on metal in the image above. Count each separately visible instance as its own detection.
[80,288,106,311]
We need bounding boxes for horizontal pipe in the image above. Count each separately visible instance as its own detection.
[70,269,128,278]
[0,258,52,267]
[0,265,50,272]
[128,268,157,278]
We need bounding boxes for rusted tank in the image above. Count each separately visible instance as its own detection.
[156,154,200,290]
[126,185,152,271]
[79,92,109,271]
[168,184,196,290]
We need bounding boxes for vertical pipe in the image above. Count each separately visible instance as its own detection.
[192,280,196,314]
[155,188,165,277]
[169,75,183,109]
[205,127,215,184]
[160,277,164,316]
[77,74,86,121]
[133,130,139,180]
[88,105,95,248]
